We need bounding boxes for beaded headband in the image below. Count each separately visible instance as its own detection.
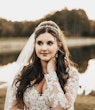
[34,21,61,37]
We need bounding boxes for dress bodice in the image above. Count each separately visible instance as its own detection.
[24,86,51,110]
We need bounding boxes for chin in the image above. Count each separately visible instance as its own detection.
[40,58,50,62]
[42,59,50,62]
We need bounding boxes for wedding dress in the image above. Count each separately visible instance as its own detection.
[5,67,79,110]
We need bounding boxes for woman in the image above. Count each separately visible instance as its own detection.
[4,20,79,110]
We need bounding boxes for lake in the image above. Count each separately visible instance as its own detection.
[69,45,95,72]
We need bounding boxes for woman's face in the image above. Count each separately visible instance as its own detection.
[35,32,58,62]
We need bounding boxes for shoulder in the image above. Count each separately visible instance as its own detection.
[69,66,78,74]
[64,66,79,92]
[68,66,79,80]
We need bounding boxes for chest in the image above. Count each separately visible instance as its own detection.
[34,78,47,94]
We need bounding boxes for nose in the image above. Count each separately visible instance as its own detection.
[42,44,47,50]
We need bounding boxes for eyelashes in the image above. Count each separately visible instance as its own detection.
[37,41,43,45]
[37,41,54,46]
[47,41,54,45]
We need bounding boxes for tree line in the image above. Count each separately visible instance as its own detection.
[0,8,95,38]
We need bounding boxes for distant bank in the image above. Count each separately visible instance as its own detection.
[66,38,95,47]
[0,37,95,53]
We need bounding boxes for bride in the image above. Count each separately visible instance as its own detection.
[4,20,79,110]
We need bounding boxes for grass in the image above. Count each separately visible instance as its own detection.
[0,88,7,110]
[75,95,95,110]
[0,88,95,110]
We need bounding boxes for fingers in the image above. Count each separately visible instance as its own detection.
[52,57,56,63]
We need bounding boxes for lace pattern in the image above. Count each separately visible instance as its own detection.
[24,86,51,110]
[44,67,79,110]
[5,67,79,110]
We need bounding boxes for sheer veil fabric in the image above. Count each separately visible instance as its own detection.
[4,33,35,110]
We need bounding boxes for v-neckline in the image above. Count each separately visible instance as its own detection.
[33,86,48,96]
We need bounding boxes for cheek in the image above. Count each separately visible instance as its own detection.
[35,45,40,55]
[51,46,58,54]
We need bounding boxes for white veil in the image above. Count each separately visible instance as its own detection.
[4,33,35,110]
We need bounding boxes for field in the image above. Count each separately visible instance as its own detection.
[0,88,95,110]
[0,88,6,110]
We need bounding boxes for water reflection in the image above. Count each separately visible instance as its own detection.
[0,45,95,72]
[0,51,20,65]
[69,45,95,72]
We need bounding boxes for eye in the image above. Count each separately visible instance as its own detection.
[47,41,54,45]
[37,41,43,45]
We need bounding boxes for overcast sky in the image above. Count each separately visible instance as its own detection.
[0,0,95,21]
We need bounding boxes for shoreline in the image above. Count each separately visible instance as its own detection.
[66,38,95,47]
[0,38,95,53]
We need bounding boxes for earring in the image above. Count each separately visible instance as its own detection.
[64,56,67,60]
[55,52,58,58]
[66,67,69,73]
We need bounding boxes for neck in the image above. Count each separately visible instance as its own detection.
[41,60,48,74]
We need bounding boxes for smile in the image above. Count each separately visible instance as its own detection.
[41,53,48,56]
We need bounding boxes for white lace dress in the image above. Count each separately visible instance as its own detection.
[5,67,79,110]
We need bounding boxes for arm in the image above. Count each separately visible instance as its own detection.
[4,62,24,110]
[4,81,24,110]
[44,67,79,110]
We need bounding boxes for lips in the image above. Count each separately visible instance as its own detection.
[41,53,48,56]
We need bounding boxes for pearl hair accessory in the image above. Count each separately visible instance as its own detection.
[35,21,61,40]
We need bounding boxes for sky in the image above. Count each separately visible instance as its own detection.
[0,0,95,21]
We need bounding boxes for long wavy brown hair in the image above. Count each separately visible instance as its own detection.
[14,21,75,109]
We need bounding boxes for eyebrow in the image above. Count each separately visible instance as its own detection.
[36,39,55,42]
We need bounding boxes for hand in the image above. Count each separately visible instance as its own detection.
[47,57,56,73]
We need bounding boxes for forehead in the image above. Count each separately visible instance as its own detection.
[36,33,56,41]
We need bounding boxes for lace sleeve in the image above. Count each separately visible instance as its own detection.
[44,67,79,110]
[5,80,24,110]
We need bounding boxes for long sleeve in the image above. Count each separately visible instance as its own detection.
[44,67,79,110]
[4,62,24,110]
[4,79,24,110]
